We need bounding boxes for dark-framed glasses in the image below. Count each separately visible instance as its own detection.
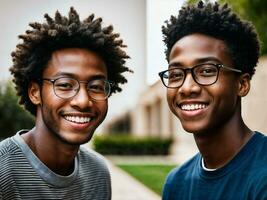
[41,77,112,101]
[158,63,242,88]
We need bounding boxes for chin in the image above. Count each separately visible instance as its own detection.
[64,136,93,146]
[181,121,208,135]
[57,130,95,146]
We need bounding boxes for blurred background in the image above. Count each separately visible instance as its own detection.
[0,0,267,198]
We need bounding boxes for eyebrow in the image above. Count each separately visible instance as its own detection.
[52,72,107,80]
[53,72,75,78]
[169,57,222,68]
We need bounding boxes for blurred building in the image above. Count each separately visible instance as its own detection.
[103,56,267,163]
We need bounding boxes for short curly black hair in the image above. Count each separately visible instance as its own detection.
[162,1,260,77]
[10,7,132,116]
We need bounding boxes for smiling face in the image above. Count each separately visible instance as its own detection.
[30,48,108,145]
[167,33,245,134]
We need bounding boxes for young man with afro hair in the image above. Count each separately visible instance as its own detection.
[158,1,267,199]
[0,7,131,200]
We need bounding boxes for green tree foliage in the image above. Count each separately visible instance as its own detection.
[0,80,34,140]
[222,0,267,55]
[187,0,209,3]
[186,0,267,55]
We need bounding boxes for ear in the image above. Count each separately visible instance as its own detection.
[28,82,42,105]
[237,73,251,97]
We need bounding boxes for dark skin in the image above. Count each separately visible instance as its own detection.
[23,128,77,175]
[193,109,252,169]
[22,48,108,175]
[167,33,253,169]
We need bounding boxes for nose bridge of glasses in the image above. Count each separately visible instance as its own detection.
[70,80,93,101]
[177,68,203,96]
[72,90,96,111]
[69,87,94,109]
[183,67,198,85]
[76,82,88,94]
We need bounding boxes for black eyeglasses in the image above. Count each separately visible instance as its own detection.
[41,77,113,101]
[158,63,242,88]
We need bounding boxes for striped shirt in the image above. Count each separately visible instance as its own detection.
[0,131,111,200]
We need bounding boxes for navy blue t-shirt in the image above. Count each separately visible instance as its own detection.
[163,132,267,200]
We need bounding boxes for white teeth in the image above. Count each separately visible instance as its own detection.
[181,104,207,111]
[64,116,91,124]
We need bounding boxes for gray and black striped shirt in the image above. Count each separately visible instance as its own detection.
[0,131,111,200]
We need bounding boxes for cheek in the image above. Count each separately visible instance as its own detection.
[41,87,66,111]
[41,85,56,101]
[96,100,108,117]
[209,81,239,110]
[167,89,177,112]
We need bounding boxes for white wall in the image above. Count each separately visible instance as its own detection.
[242,56,267,134]
[0,0,147,129]
[146,0,184,85]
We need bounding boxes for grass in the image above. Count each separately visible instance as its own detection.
[117,164,176,195]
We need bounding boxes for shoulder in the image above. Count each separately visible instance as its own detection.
[78,146,111,189]
[78,147,111,198]
[79,146,110,172]
[254,131,267,142]
[0,131,27,158]
[165,153,200,184]
[247,132,267,172]
[0,136,21,179]
[248,170,267,198]
[0,136,18,158]
[0,137,11,155]
[163,153,200,199]
[252,132,267,155]
[164,153,200,188]
[260,132,267,143]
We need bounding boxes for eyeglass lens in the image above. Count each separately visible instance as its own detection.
[53,77,110,100]
[162,64,219,88]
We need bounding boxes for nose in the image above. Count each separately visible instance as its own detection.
[70,86,93,110]
[178,72,201,97]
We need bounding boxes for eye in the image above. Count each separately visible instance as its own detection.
[88,80,106,93]
[168,69,184,82]
[54,79,75,91]
[196,64,217,77]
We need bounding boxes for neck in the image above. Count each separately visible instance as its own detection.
[22,127,79,176]
[194,114,253,169]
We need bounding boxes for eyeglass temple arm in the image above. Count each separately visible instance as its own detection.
[220,65,242,73]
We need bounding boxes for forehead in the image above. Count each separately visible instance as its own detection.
[169,33,233,66]
[43,48,107,79]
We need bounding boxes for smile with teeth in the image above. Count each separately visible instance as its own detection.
[181,104,207,111]
[64,115,92,124]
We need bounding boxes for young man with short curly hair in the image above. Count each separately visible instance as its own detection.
[0,7,131,200]
[158,1,267,199]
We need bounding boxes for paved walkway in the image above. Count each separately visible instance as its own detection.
[108,161,161,200]
[106,156,179,200]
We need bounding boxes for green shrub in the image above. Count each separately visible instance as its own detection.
[0,80,34,140]
[93,134,173,155]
